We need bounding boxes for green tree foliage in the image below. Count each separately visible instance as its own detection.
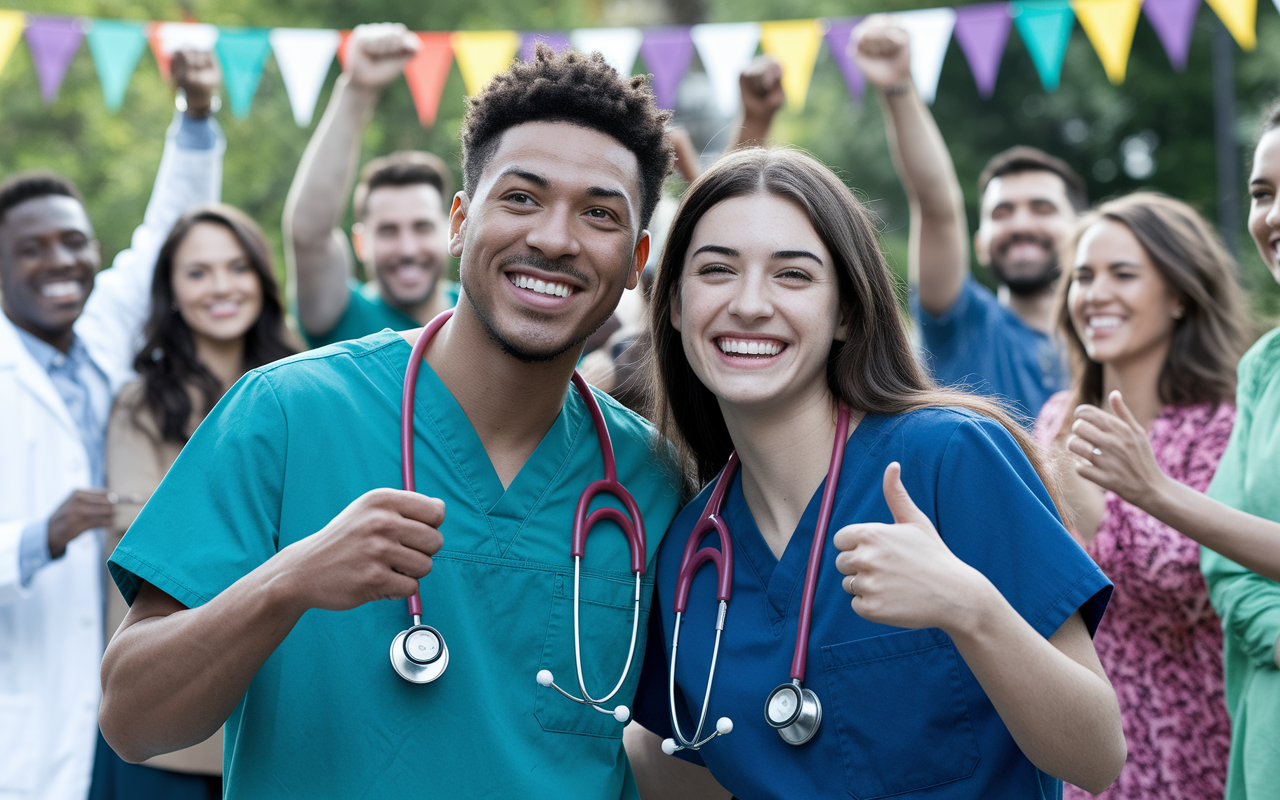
[2,0,1278,321]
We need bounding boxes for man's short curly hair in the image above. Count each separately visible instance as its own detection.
[0,171,83,227]
[460,45,673,230]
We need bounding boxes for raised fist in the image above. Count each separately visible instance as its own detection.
[850,16,913,91]
[739,55,785,121]
[346,23,420,90]
[171,49,221,118]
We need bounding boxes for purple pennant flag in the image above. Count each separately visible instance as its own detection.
[520,32,570,62]
[639,27,694,110]
[1143,0,1199,72]
[953,3,1012,98]
[824,17,865,102]
[25,16,85,104]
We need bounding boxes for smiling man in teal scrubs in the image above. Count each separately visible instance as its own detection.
[97,47,680,799]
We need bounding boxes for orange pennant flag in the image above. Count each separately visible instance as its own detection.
[336,29,352,70]
[404,32,453,127]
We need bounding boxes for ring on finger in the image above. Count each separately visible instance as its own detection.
[844,574,857,595]
[1091,447,1102,456]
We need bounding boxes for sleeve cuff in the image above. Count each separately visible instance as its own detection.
[172,110,222,151]
[19,519,53,587]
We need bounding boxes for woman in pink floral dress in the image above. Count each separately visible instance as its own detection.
[1034,193,1250,800]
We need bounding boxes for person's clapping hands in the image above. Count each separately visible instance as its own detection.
[171,49,221,119]
[345,23,420,90]
[1068,391,1166,508]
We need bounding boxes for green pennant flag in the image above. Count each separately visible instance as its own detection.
[86,19,148,112]
[215,27,272,118]
[1011,0,1076,91]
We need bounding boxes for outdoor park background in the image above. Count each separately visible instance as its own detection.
[3,0,1279,324]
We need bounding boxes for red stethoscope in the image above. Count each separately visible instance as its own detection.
[662,405,850,753]
[391,309,647,725]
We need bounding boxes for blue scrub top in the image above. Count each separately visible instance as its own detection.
[109,331,682,800]
[633,408,1110,800]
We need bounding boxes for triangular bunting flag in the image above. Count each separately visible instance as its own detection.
[519,32,569,61]
[403,32,453,127]
[1204,0,1257,49]
[0,10,22,78]
[336,30,352,70]
[759,20,824,111]
[450,30,519,96]
[639,27,694,109]
[896,7,957,104]
[690,22,762,116]
[269,27,340,127]
[1072,0,1143,83]
[215,27,272,118]
[149,22,219,80]
[1011,0,1076,91]
[953,3,1012,97]
[570,27,643,77]
[86,19,147,112]
[823,17,866,102]
[1143,0,1200,71]
[25,16,84,104]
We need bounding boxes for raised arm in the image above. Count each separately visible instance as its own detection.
[1070,392,1280,581]
[99,488,444,761]
[77,49,225,384]
[282,23,418,338]
[851,18,969,315]
[834,463,1126,793]
[725,55,784,152]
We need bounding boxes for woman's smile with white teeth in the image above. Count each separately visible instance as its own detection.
[717,338,784,357]
[509,273,576,297]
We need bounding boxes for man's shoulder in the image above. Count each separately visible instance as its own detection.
[245,331,404,400]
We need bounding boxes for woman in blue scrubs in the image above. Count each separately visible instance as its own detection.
[626,148,1127,799]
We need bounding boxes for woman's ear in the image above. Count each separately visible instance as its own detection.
[669,287,683,332]
[834,302,852,342]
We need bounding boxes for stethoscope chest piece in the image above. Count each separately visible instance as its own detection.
[765,681,822,746]
[390,623,449,684]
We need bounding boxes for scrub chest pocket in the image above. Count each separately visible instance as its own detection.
[821,627,981,799]
[535,570,653,738]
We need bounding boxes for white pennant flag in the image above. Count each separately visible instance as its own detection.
[154,22,220,55]
[570,27,643,78]
[690,22,762,116]
[269,28,341,127]
[895,7,957,105]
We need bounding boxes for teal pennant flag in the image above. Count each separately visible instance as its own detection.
[86,19,147,112]
[215,27,271,118]
[1011,0,1076,91]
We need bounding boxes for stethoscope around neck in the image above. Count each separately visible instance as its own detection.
[662,406,850,754]
[391,309,647,725]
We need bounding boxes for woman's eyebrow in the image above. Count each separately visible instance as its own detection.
[692,244,738,257]
[774,250,823,264]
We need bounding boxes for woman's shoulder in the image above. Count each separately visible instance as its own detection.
[1031,391,1072,449]
[1239,326,1280,395]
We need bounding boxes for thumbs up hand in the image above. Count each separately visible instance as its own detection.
[833,462,988,630]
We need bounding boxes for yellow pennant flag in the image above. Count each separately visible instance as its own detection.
[450,30,519,96]
[759,19,825,111]
[0,10,24,78]
[1071,0,1143,84]
[1205,0,1257,50]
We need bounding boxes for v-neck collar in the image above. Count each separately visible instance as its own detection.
[719,414,883,632]
[384,334,589,556]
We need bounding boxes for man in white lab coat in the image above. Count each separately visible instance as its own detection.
[0,51,224,800]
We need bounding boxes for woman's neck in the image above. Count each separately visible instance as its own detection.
[1099,342,1170,429]
[721,390,859,560]
[193,334,247,393]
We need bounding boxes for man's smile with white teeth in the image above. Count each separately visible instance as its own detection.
[40,280,82,299]
[509,273,576,297]
[717,338,784,357]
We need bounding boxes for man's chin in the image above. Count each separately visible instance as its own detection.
[990,261,1059,297]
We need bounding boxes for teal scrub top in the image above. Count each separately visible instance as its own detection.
[303,279,462,349]
[109,330,682,800]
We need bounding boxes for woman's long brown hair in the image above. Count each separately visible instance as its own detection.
[1052,192,1249,439]
[647,147,1062,513]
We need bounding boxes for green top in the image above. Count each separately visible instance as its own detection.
[109,331,681,800]
[1202,325,1280,800]
[303,279,461,348]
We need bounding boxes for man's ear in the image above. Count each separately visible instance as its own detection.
[351,222,366,262]
[973,227,990,267]
[449,193,469,258]
[628,231,650,291]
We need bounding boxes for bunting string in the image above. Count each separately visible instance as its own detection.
[0,0,1272,126]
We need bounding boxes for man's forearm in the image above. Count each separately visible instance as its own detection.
[99,557,308,763]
